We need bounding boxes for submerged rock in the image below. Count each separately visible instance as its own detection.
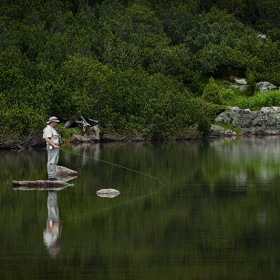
[96,189,120,198]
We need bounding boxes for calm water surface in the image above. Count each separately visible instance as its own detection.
[1,137,280,280]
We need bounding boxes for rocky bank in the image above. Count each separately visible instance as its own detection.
[211,106,280,137]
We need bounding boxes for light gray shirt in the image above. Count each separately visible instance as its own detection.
[43,125,60,145]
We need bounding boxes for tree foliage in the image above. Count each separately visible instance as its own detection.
[202,77,223,105]
[1,0,280,145]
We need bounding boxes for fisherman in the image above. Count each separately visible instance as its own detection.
[43,116,61,181]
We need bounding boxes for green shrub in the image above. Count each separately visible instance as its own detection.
[220,87,235,101]
[59,127,82,139]
[185,98,226,137]
[0,105,45,147]
[202,77,223,105]
[237,91,280,110]
[244,69,256,97]
[142,90,189,140]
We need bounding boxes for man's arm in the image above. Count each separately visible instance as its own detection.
[46,137,60,149]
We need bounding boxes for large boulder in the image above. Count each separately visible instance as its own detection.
[215,107,258,128]
[257,82,278,93]
[215,106,280,135]
[12,180,69,190]
[56,165,78,181]
[235,78,247,85]
[70,134,99,143]
[210,124,237,137]
[225,76,279,93]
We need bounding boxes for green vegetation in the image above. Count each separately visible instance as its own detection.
[244,68,257,97]
[59,127,81,139]
[215,121,242,133]
[1,0,280,145]
[202,77,223,105]
[237,91,280,110]
[220,87,235,102]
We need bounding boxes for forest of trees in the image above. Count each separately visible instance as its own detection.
[1,0,280,147]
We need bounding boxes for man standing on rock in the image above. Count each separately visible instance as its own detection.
[43,116,61,181]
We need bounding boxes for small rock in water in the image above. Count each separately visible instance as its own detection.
[96,189,120,198]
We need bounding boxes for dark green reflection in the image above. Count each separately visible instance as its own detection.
[1,137,280,279]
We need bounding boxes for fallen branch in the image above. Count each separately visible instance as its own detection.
[75,116,91,132]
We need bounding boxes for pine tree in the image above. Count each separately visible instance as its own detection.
[245,68,256,97]
[202,77,223,105]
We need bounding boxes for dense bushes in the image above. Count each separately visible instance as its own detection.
[237,91,280,110]
[0,104,44,148]
[1,0,280,145]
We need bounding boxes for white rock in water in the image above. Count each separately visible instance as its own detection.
[96,189,120,198]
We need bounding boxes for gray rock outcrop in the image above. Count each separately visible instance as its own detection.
[56,165,78,181]
[257,82,278,93]
[214,106,280,136]
[225,76,278,93]
[70,134,100,143]
[210,125,237,137]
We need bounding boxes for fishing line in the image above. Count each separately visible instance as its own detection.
[59,147,166,222]
[62,183,165,223]
[60,148,166,187]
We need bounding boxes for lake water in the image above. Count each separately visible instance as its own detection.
[1,137,280,279]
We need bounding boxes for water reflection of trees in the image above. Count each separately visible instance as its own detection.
[2,138,280,278]
[70,143,101,166]
[58,137,280,199]
[0,149,46,181]
[56,138,280,278]
[58,178,280,279]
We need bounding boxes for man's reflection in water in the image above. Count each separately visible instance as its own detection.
[43,190,60,257]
